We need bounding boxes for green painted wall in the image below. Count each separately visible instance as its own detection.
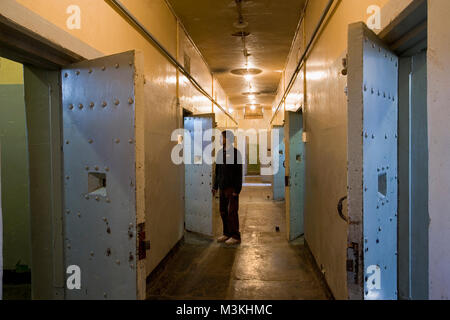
[0,57,31,271]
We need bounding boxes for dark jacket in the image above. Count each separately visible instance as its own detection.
[213,147,243,194]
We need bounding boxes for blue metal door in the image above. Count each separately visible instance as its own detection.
[347,23,398,300]
[62,51,145,299]
[184,115,215,236]
[272,125,285,201]
[286,111,305,241]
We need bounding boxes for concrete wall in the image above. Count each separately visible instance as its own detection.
[428,0,450,300]
[0,57,31,270]
[13,0,233,276]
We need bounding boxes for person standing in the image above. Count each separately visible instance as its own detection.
[212,130,243,245]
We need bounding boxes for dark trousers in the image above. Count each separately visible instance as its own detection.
[219,188,241,240]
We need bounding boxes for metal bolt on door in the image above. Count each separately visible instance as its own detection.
[347,23,398,300]
[62,51,146,300]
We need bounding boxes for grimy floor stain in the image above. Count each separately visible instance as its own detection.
[147,177,332,300]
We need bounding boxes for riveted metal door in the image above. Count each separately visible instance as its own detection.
[347,23,398,300]
[285,111,305,241]
[272,126,285,201]
[62,51,145,300]
[184,115,215,236]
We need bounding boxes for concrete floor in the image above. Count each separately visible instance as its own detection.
[147,177,332,300]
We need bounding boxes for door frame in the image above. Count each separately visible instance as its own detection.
[379,0,428,300]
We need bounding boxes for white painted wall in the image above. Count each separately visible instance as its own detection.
[428,0,450,300]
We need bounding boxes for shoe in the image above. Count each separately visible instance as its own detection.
[225,238,241,245]
[217,236,230,243]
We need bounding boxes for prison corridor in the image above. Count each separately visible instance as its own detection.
[146,177,331,300]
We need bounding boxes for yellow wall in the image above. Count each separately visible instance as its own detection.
[14,0,232,277]
[428,0,450,300]
[0,57,24,85]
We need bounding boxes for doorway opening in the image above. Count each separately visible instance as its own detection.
[0,57,32,300]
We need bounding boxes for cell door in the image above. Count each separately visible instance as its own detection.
[272,125,285,201]
[62,51,146,300]
[184,115,215,236]
[285,111,305,241]
[347,23,398,300]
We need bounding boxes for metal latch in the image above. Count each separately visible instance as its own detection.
[285,175,290,187]
[138,223,150,260]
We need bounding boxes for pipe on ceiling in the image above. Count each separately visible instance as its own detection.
[270,0,336,125]
[106,0,238,125]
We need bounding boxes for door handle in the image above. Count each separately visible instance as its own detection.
[337,196,348,223]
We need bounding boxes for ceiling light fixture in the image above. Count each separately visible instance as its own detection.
[230,68,263,76]
[233,20,248,29]
[242,91,260,96]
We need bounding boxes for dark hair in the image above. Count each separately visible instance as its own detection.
[222,130,235,143]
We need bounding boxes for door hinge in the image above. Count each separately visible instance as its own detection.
[347,242,359,283]
[138,223,150,261]
[346,259,355,272]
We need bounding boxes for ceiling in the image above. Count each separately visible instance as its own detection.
[167,0,306,109]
